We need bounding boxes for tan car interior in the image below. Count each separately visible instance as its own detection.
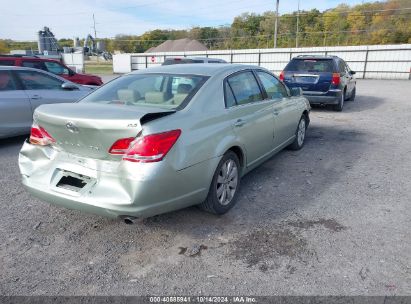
[116,83,193,106]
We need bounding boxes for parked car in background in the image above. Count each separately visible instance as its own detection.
[0,66,92,139]
[280,55,356,111]
[0,55,103,86]
[162,57,227,65]
[19,64,310,223]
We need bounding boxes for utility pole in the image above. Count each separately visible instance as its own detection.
[92,13,98,62]
[92,13,97,41]
[296,0,300,48]
[274,0,279,48]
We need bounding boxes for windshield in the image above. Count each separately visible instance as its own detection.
[285,59,335,73]
[80,73,208,109]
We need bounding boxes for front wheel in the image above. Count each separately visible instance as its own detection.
[288,115,307,151]
[199,151,241,215]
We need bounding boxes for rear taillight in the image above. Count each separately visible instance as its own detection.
[331,73,341,86]
[279,71,285,81]
[109,137,135,154]
[110,130,182,163]
[29,124,55,146]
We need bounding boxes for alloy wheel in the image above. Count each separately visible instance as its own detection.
[216,159,238,206]
[297,118,306,146]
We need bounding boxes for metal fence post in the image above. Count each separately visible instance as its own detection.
[363,48,369,79]
[145,56,148,69]
[258,51,261,67]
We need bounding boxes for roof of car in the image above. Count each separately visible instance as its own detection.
[0,55,61,62]
[0,66,70,81]
[293,55,340,60]
[129,63,260,77]
[0,66,41,70]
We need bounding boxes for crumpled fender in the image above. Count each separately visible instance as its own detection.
[19,141,57,177]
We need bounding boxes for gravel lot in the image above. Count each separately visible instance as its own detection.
[0,80,410,296]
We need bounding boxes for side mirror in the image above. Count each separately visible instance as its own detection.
[349,70,356,75]
[290,87,303,97]
[61,82,78,90]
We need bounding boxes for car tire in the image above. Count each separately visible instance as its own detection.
[333,91,345,112]
[199,151,241,215]
[348,87,356,101]
[288,115,307,151]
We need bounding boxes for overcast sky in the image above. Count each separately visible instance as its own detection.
[0,0,366,41]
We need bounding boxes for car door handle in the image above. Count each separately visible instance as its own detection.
[234,119,246,127]
[30,95,42,100]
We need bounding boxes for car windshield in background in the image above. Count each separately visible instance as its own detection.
[162,58,204,65]
[80,73,208,109]
[285,59,335,73]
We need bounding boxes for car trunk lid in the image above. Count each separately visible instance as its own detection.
[34,103,175,159]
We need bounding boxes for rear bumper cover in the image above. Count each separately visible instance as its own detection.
[303,89,342,105]
[19,141,218,219]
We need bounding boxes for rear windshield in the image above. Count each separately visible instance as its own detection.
[80,73,208,109]
[284,59,335,73]
[162,59,203,65]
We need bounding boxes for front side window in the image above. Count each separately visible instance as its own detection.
[0,71,16,91]
[17,70,63,90]
[21,60,47,71]
[44,62,69,75]
[80,73,208,109]
[256,71,288,99]
[226,71,263,106]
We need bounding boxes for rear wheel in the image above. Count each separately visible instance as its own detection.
[348,87,356,101]
[333,91,345,112]
[200,151,241,215]
[288,115,307,151]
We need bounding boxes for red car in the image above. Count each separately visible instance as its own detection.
[0,55,103,86]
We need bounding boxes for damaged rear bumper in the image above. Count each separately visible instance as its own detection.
[19,141,218,219]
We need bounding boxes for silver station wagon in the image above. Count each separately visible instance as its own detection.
[19,64,310,223]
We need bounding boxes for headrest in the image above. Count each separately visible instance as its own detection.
[117,89,141,103]
[177,83,192,94]
[145,91,167,104]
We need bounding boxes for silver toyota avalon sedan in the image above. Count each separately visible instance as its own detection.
[19,64,310,223]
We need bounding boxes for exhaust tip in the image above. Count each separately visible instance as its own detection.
[119,216,137,225]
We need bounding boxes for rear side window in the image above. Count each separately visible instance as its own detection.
[21,60,47,71]
[226,71,263,105]
[285,59,335,73]
[44,61,70,75]
[0,60,15,66]
[256,71,288,99]
[224,82,236,107]
[0,71,16,91]
[16,70,63,90]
